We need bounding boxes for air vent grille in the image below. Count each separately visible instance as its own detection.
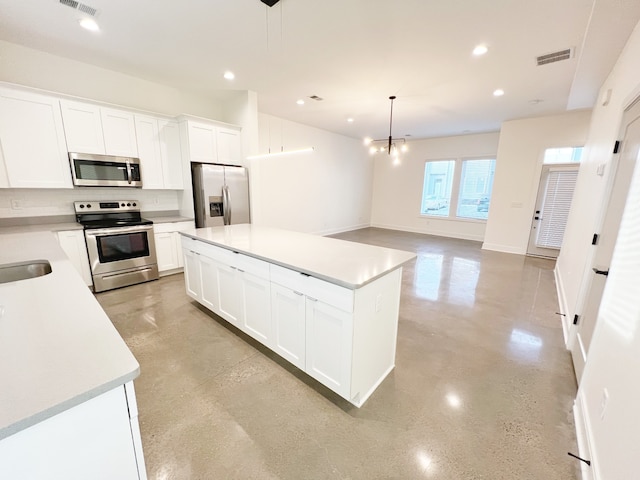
[59,0,98,17]
[536,49,572,66]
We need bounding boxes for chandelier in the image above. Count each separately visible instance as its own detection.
[364,95,408,165]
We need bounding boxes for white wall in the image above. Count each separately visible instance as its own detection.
[0,40,223,119]
[370,132,500,242]
[251,113,372,235]
[0,188,178,218]
[482,111,592,254]
[559,20,640,480]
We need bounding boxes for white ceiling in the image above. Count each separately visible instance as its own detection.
[1,0,639,141]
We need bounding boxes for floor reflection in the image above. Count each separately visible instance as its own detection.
[413,253,480,307]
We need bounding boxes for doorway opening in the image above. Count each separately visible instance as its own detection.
[527,147,582,258]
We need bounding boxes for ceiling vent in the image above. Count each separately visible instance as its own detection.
[536,48,572,66]
[59,0,99,17]
[309,95,324,101]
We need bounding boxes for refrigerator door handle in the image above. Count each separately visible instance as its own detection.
[223,185,231,225]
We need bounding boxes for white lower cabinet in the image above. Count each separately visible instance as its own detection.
[216,261,243,328]
[183,248,202,300]
[305,298,353,399]
[199,255,219,312]
[241,269,272,346]
[270,284,306,370]
[0,382,147,480]
[154,222,194,274]
[56,230,92,287]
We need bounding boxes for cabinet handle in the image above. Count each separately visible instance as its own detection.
[237,268,244,273]
[293,291,303,296]
[230,266,237,270]
[307,296,318,302]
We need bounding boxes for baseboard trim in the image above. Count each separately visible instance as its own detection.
[369,222,484,242]
[481,242,526,255]
[573,391,598,480]
[315,223,371,236]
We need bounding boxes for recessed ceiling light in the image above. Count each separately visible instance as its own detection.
[493,89,505,97]
[473,45,488,56]
[363,137,373,145]
[296,99,305,105]
[223,71,235,80]
[79,18,99,32]
[347,118,354,123]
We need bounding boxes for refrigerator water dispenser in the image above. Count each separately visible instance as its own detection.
[209,196,223,217]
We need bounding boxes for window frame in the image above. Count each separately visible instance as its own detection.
[419,156,496,222]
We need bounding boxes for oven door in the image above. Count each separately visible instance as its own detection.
[85,224,157,275]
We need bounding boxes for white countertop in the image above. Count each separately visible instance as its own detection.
[0,231,139,440]
[181,224,416,289]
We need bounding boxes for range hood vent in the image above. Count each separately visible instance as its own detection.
[536,48,572,66]
[59,0,98,17]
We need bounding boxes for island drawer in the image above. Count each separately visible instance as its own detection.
[270,264,354,313]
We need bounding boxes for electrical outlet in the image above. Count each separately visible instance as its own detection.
[600,388,609,420]
[10,199,22,210]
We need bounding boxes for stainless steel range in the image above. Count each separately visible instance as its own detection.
[75,200,159,292]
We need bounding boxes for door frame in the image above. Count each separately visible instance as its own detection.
[526,163,580,258]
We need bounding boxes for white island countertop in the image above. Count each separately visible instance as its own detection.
[181,224,416,289]
[0,231,139,440]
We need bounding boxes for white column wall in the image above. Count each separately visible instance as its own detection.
[370,132,500,242]
[482,111,592,254]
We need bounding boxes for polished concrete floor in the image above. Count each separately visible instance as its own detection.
[97,228,579,479]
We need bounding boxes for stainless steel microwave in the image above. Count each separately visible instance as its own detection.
[69,152,143,188]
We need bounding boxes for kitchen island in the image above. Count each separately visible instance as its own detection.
[0,231,146,479]
[181,224,416,407]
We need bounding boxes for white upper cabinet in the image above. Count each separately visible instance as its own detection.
[100,107,138,157]
[217,127,242,165]
[134,115,164,189]
[186,121,217,163]
[135,115,183,190]
[61,100,138,157]
[181,118,242,166]
[0,88,72,188]
[158,120,183,189]
[60,100,105,154]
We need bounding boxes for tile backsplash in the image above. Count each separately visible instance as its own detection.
[0,188,181,218]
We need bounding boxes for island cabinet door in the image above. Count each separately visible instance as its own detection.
[240,270,272,346]
[305,299,353,399]
[199,255,219,312]
[183,248,202,301]
[215,262,243,328]
[270,283,306,370]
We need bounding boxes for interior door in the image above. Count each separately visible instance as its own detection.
[570,97,640,383]
[527,164,579,258]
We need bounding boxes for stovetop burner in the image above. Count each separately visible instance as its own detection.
[74,200,153,229]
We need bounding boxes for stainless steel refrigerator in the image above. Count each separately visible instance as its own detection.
[191,163,250,228]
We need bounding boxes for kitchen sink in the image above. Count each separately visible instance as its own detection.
[0,260,52,284]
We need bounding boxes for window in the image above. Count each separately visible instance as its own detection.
[421,158,496,220]
[420,160,455,217]
[543,147,583,164]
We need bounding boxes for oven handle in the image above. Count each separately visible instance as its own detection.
[85,224,154,236]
